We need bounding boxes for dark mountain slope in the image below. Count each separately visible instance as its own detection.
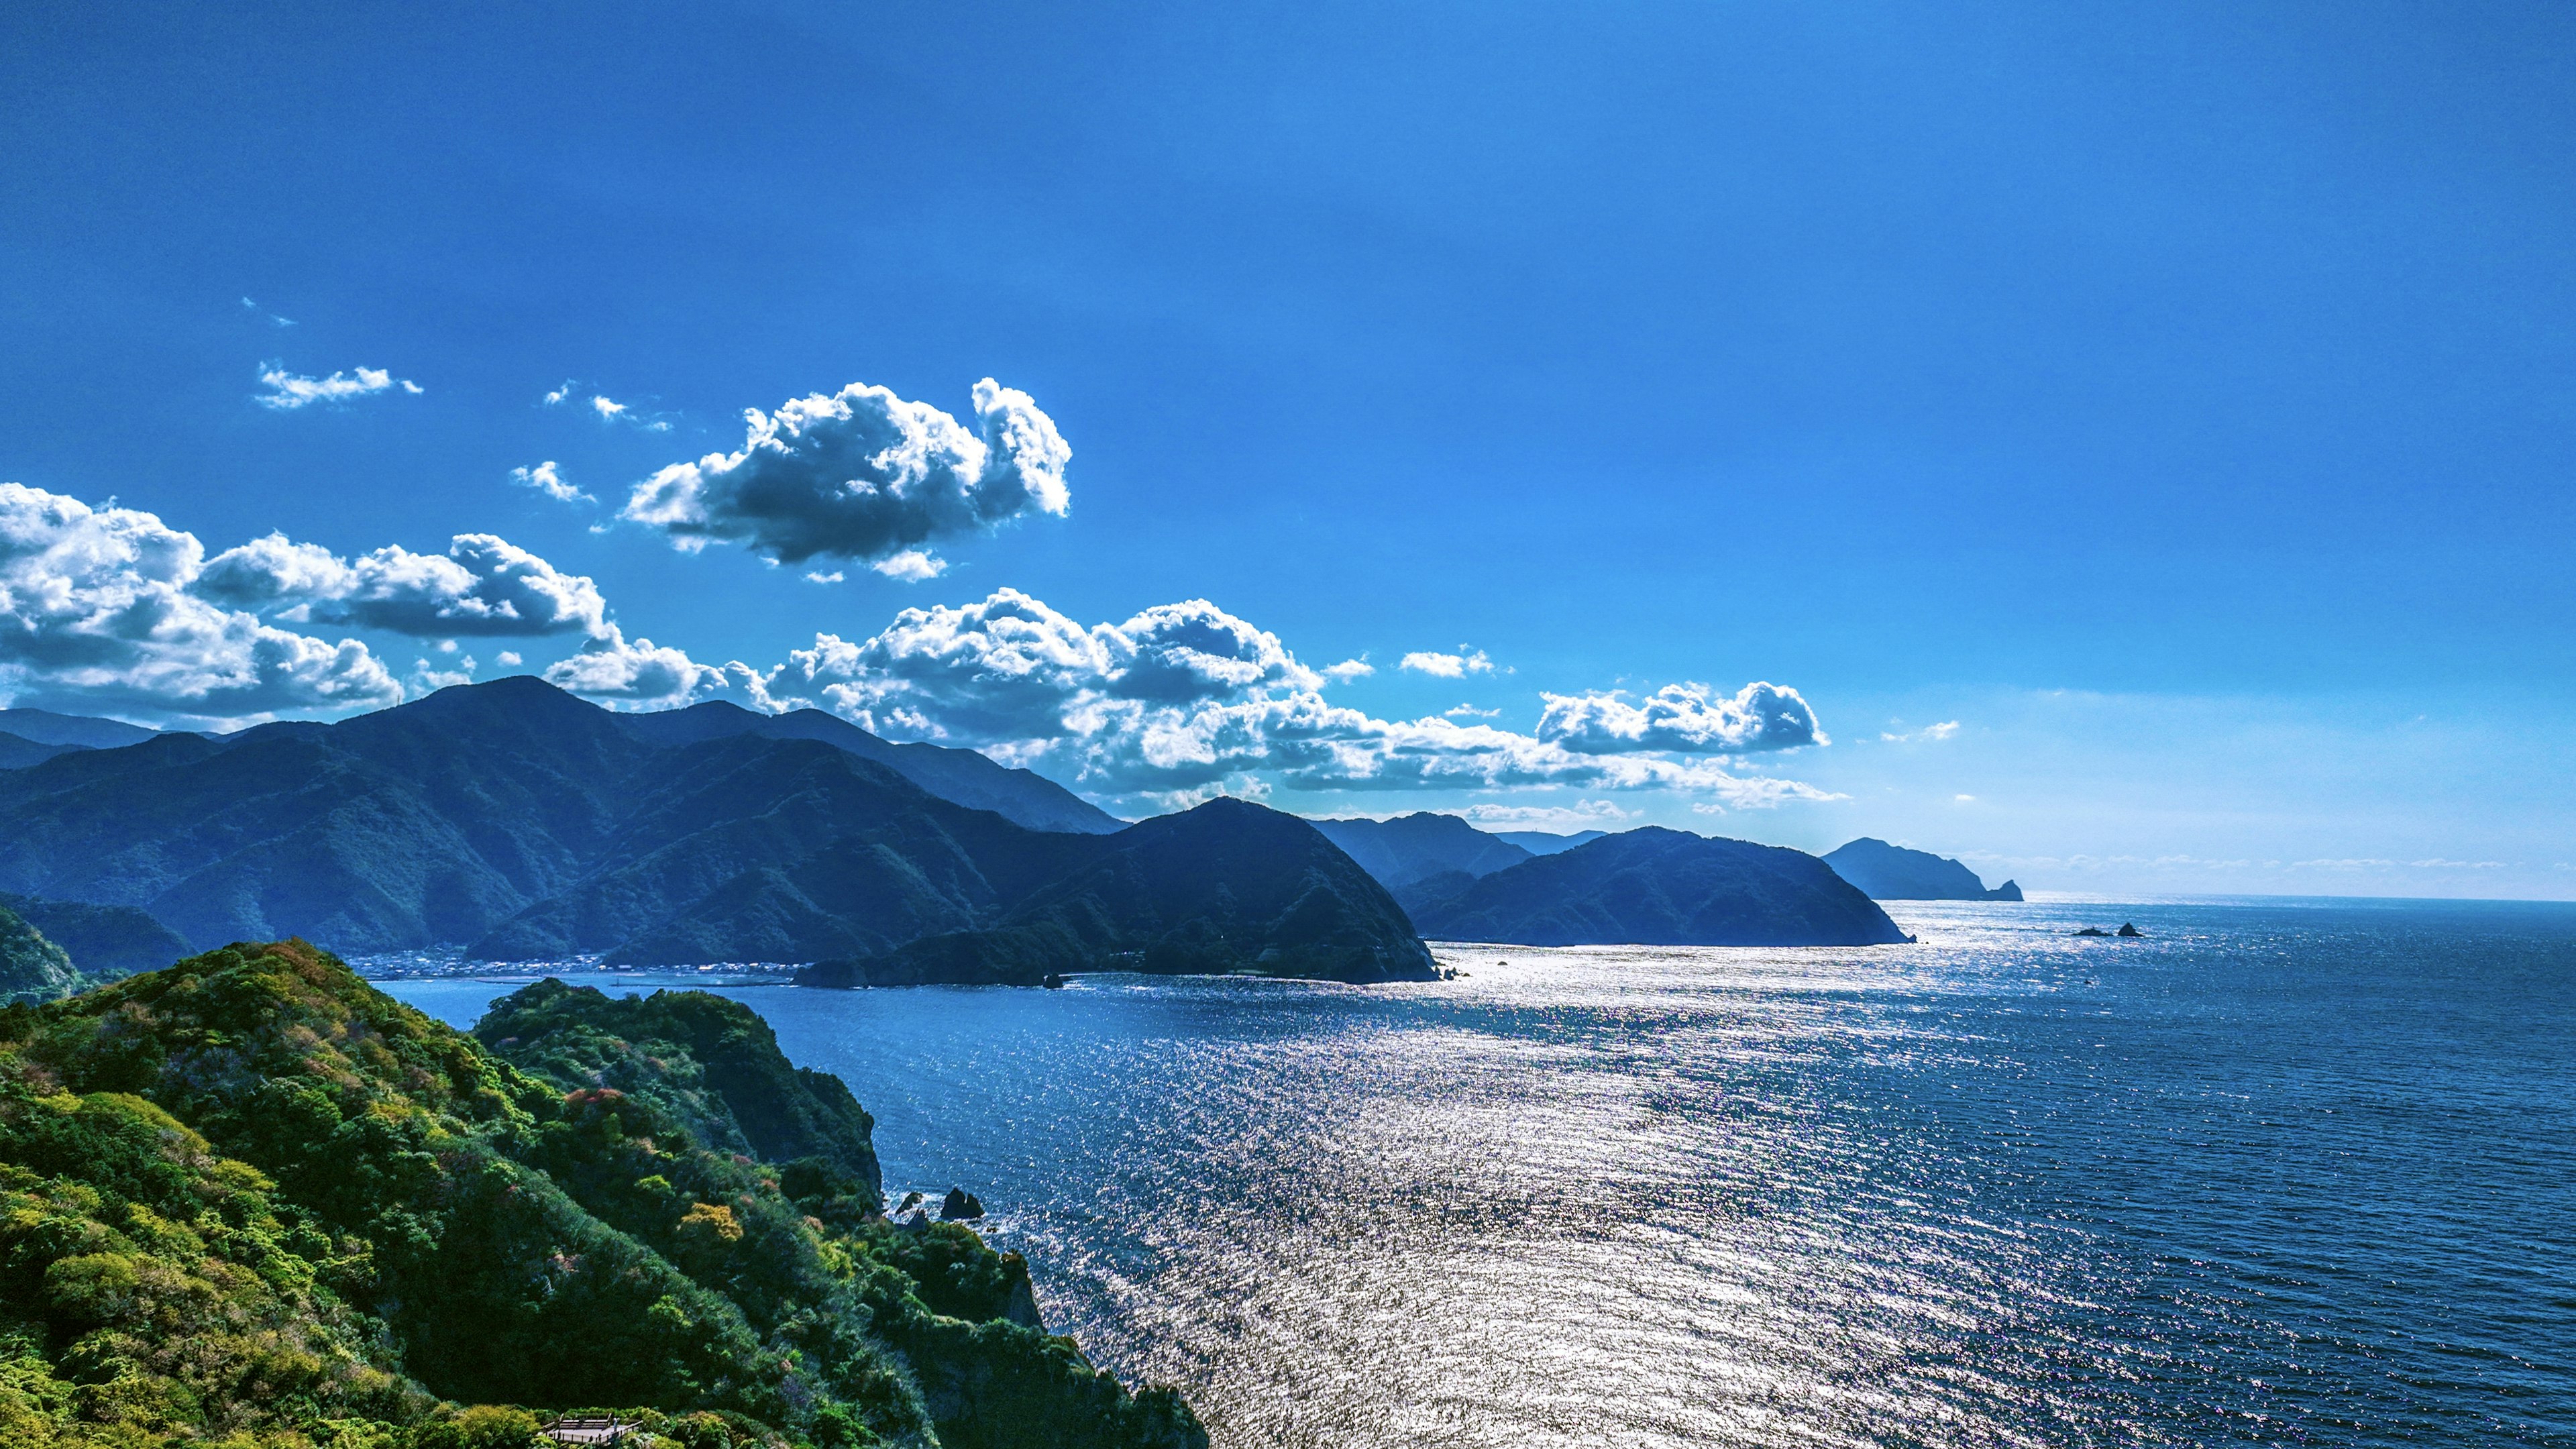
[0,730,85,769]
[0,892,187,982]
[1825,837,2023,901]
[1311,812,1532,892]
[0,678,1426,978]
[812,798,1440,985]
[619,698,1125,835]
[0,941,1205,1446]
[1414,827,1911,947]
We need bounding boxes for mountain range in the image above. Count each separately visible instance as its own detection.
[0,677,1426,981]
[1823,838,2024,900]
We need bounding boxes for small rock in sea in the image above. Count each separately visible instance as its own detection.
[941,1187,986,1222]
[2072,926,2111,937]
[898,1191,923,1213]
[2116,922,2143,937]
[1041,972,1067,989]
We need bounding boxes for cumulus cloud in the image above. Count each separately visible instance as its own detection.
[256,364,421,410]
[871,550,947,582]
[1444,703,1500,718]
[195,533,610,640]
[1322,657,1374,682]
[1536,682,1822,755]
[621,377,1070,567]
[765,587,1831,808]
[542,625,780,712]
[1400,647,1493,678]
[0,484,400,724]
[511,460,592,504]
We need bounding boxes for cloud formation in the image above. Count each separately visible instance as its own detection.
[542,625,777,712]
[1536,682,1823,754]
[736,587,1828,808]
[195,533,610,639]
[621,378,1070,568]
[1400,647,1493,678]
[256,364,421,410]
[511,460,592,504]
[0,484,399,723]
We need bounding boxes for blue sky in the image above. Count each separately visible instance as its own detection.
[3,1,2571,898]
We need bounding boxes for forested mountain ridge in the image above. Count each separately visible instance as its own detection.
[0,941,1207,1448]
[0,679,1403,975]
[1411,827,1911,947]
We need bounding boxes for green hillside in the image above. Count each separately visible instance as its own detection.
[0,941,1205,1448]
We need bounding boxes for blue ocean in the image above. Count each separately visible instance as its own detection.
[380,898,2576,1446]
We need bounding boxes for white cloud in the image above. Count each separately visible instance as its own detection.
[1880,720,1961,743]
[1322,657,1374,682]
[256,364,421,410]
[870,549,947,582]
[0,483,401,725]
[1400,647,1493,678]
[240,297,294,327]
[1954,793,1977,802]
[804,570,846,585]
[1462,799,1634,828]
[510,460,592,504]
[1444,703,1500,718]
[621,377,1070,566]
[496,651,523,667]
[541,625,781,712]
[591,395,627,419]
[543,381,576,407]
[195,533,610,640]
[409,655,477,692]
[1536,682,1823,754]
[767,587,1832,808]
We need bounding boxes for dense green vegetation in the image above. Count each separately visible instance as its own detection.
[0,941,1205,1448]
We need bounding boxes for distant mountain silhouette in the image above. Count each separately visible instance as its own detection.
[1823,838,2022,901]
[615,699,1123,835]
[0,707,158,749]
[807,798,1436,986]
[1411,827,1909,947]
[1309,812,1532,892]
[0,731,85,770]
[0,677,1419,979]
[1487,828,1611,855]
[0,892,191,980]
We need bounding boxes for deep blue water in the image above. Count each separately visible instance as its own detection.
[380,898,2576,1447]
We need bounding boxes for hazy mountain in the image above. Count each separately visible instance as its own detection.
[1411,827,1910,947]
[1309,812,1533,892]
[615,698,1124,835]
[0,706,158,749]
[1488,828,1612,855]
[808,797,1438,986]
[1823,838,2023,901]
[0,677,1418,978]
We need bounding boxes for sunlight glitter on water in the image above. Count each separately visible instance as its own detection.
[380,899,2576,1446]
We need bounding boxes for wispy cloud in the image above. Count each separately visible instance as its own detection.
[1444,702,1500,718]
[508,460,593,504]
[256,364,421,410]
[239,297,294,327]
[1880,720,1960,743]
[870,550,947,582]
[1400,647,1493,678]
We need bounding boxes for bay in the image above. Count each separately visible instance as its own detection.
[379,898,2576,1446]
